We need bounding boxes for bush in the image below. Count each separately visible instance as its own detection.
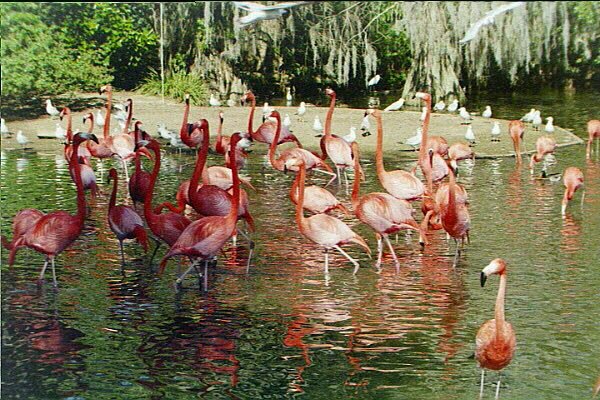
[136,67,209,105]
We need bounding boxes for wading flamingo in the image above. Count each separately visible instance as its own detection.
[440,169,471,267]
[7,132,99,286]
[369,109,426,201]
[586,119,600,160]
[292,159,371,274]
[214,111,229,155]
[350,142,425,270]
[290,178,349,215]
[529,136,557,177]
[180,94,204,149]
[128,122,152,208]
[1,209,44,252]
[87,85,116,162]
[476,258,516,400]
[508,120,526,164]
[561,167,584,215]
[448,142,475,175]
[106,91,136,182]
[107,168,148,265]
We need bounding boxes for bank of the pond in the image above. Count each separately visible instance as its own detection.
[0,92,585,158]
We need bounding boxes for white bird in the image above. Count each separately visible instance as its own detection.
[447,99,459,113]
[491,121,501,142]
[459,107,473,124]
[532,110,542,131]
[95,109,105,127]
[482,105,492,118]
[313,115,323,135]
[169,132,186,153]
[434,100,446,111]
[1,118,9,136]
[16,130,29,149]
[383,97,405,112]
[545,117,555,133]
[459,2,526,44]
[45,99,60,118]
[360,114,371,132]
[465,125,476,144]
[420,107,428,122]
[55,123,67,141]
[262,102,274,117]
[157,123,174,140]
[295,101,306,121]
[343,126,357,144]
[286,88,293,105]
[521,108,536,123]
[234,1,311,28]
[283,114,292,130]
[405,127,423,150]
[367,74,381,88]
[209,94,221,107]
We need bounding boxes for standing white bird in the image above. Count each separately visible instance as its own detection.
[283,114,292,130]
[157,123,174,140]
[295,101,307,121]
[16,130,29,149]
[383,97,405,112]
[420,107,428,122]
[313,115,323,136]
[521,108,536,123]
[286,88,293,105]
[367,74,381,89]
[459,107,473,124]
[459,2,526,43]
[491,121,501,142]
[233,1,311,28]
[434,100,446,111]
[95,109,105,127]
[360,114,371,135]
[209,94,222,107]
[465,125,476,145]
[405,127,423,150]
[447,99,459,113]
[262,102,274,118]
[343,126,357,144]
[532,110,542,131]
[45,99,60,118]
[482,105,492,118]
[55,123,67,141]
[545,117,555,133]
[1,118,9,136]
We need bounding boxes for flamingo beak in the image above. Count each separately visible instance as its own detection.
[480,272,488,287]
[135,140,150,151]
[137,147,152,160]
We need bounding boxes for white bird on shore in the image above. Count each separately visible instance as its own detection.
[283,114,292,130]
[169,132,186,153]
[157,123,174,140]
[405,127,423,150]
[532,110,542,131]
[420,106,428,122]
[447,99,459,113]
[313,115,323,135]
[234,1,311,28]
[459,2,526,44]
[434,100,446,111]
[521,108,536,123]
[384,97,405,112]
[360,114,371,132]
[545,117,555,133]
[95,110,105,127]
[465,125,476,145]
[482,105,492,118]
[1,118,9,136]
[209,94,221,107]
[295,101,306,121]
[491,121,501,142]
[16,130,29,149]
[46,99,60,118]
[459,107,473,124]
[262,102,274,117]
[286,88,293,105]
[55,123,67,141]
[343,126,357,143]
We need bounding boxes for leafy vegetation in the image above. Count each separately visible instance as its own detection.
[136,64,208,106]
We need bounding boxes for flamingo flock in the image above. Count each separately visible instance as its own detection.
[2,85,597,399]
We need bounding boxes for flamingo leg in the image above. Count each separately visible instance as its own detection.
[317,169,338,187]
[50,257,57,286]
[479,369,485,399]
[149,237,161,264]
[38,257,49,282]
[203,260,208,292]
[495,379,501,400]
[374,235,383,270]
[333,245,360,274]
[581,189,586,208]
[119,241,125,267]
[384,235,400,272]
[324,248,329,275]
[452,239,460,268]
[175,263,196,287]
[237,229,254,272]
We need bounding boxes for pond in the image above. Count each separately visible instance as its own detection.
[2,89,599,399]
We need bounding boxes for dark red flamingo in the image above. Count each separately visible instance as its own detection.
[128,121,152,208]
[180,93,204,149]
[107,168,148,265]
[1,209,44,251]
[138,139,191,261]
[8,132,99,286]
[159,133,246,290]
[440,169,471,267]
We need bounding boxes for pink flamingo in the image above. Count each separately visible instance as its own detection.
[476,258,516,399]
[448,142,475,175]
[159,133,249,289]
[107,168,148,265]
[350,141,425,270]
[289,177,349,215]
[586,119,600,160]
[87,85,115,162]
[561,167,584,215]
[508,120,526,164]
[1,209,44,251]
[369,109,426,201]
[214,111,229,155]
[529,136,557,176]
[180,94,204,149]
[128,121,152,207]
[440,169,471,267]
[7,132,99,285]
[292,159,371,274]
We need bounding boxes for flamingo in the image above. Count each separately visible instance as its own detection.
[159,133,249,288]
[292,159,371,274]
[476,258,516,400]
[448,142,475,175]
[7,132,99,285]
[529,136,557,176]
[350,141,425,270]
[561,167,584,215]
[128,122,152,208]
[180,94,204,149]
[482,106,492,118]
[419,107,427,122]
[214,111,229,155]
[440,168,471,267]
[87,85,118,166]
[369,108,425,201]
[415,92,448,191]
[107,168,148,265]
[241,91,302,147]
[508,120,526,164]
[586,120,600,160]
[1,209,44,252]
[290,176,349,215]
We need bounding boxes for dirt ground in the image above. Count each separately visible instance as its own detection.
[0,91,584,157]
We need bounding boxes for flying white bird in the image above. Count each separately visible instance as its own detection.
[45,99,60,118]
[16,130,29,149]
[459,107,473,124]
[343,126,357,143]
[420,107,428,122]
[313,115,323,135]
[95,109,105,127]
[234,1,311,28]
[384,97,405,112]
[295,101,306,121]
[491,121,501,142]
[545,117,555,133]
[209,94,221,107]
[1,118,9,136]
[482,105,492,118]
[465,125,476,145]
[459,2,526,44]
[434,100,446,111]
[367,74,381,88]
[405,127,423,150]
[447,99,459,113]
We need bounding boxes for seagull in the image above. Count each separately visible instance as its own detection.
[434,100,446,111]
[367,74,381,89]
[286,88,293,105]
[343,126,357,143]
[283,114,292,130]
[262,102,274,118]
[157,123,174,140]
[295,101,306,121]
[491,121,501,142]
[545,117,555,133]
[404,127,423,150]
[360,114,371,136]
[459,107,473,124]
[45,99,60,118]
[313,115,323,136]
[1,118,9,136]
[96,109,105,127]
[420,106,428,122]
[209,94,221,107]
[447,99,459,113]
[482,105,492,118]
[383,97,405,112]
[169,132,186,154]
[532,110,542,131]
[233,1,311,28]
[16,130,29,149]
[459,2,526,44]
[465,125,476,145]
[521,108,536,123]
[55,123,67,141]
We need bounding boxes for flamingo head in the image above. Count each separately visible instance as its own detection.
[82,112,93,124]
[325,88,335,97]
[415,92,431,102]
[99,84,112,95]
[366,108,380,119]
[241,91,255,105]
[283,156,303,173]
[59,107,70,120]
[135,138,160,153]
[73,132,99,146]
[480,258,507,287]
[184,93,190,104]
[219,111,224,123]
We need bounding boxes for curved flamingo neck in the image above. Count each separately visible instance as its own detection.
[144,144,161,222]
[268,113,284,170]
[374,113,386,178]
[189,120,210,197]
[109,173,118,211]
[103,88,112,139]
[124,100,133,134]
[418,97,431,161]
[63,108,73,141]
[70,140,86,224]
[86,114,94,134]
[351,144,361,208]
[294,165,306,233]
[180,97,191,144]
[216,115,223,151]
[446,168,459,221]
[495,272,507,340]
[247,96,256,135]
[325,93,336,137]
[228,136,241,224]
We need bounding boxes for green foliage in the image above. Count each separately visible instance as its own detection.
[136,65,208,106]
[0,3,111,101]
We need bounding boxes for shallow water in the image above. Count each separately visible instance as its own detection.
[2,90,600,399]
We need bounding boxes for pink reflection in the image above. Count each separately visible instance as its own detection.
[560,213,582,254]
